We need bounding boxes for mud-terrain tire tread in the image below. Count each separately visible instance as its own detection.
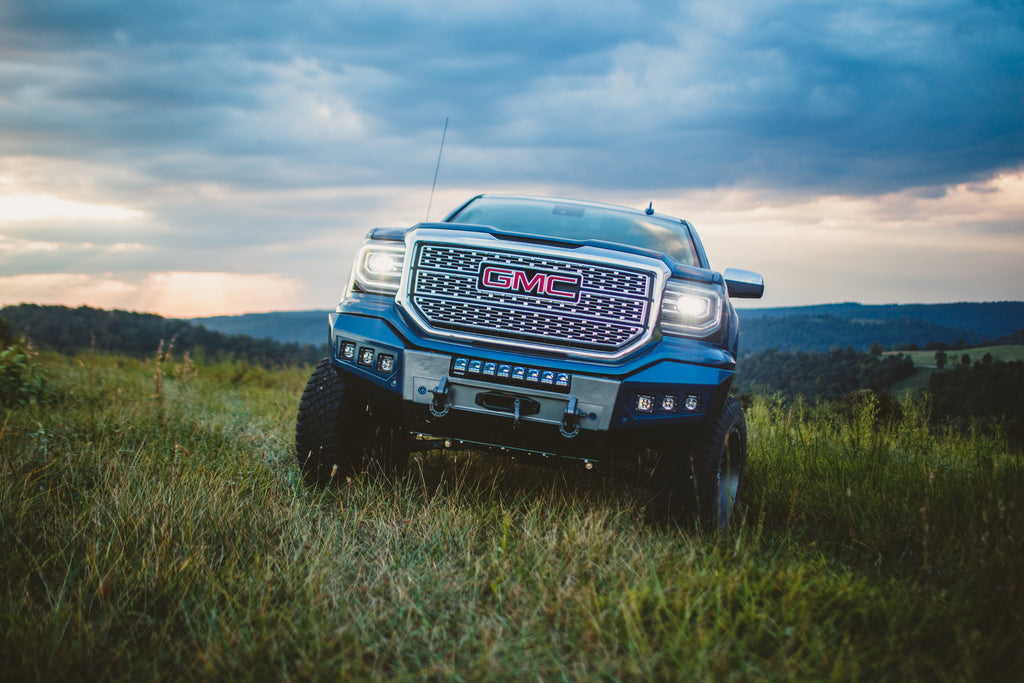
[295,357,410,485]
[295,358,351,484]
[651,396,748,528]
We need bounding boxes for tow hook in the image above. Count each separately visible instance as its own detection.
[560,396,586,438]
[474,391,541,430]
[430,376,450,417]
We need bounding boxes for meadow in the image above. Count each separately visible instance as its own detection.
[1,349,1022,681]
[889,344,1024,367]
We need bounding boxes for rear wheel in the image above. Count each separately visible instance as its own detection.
[295,358,408,485]
[650,397,748,528]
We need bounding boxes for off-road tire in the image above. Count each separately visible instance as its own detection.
[650,397,748,528]
[295,358,409,485]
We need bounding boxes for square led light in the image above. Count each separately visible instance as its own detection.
[497,364,511,379]
[376,354,395,373]
[526,368,541,382]
[512,366,526,381]
[636,394,655,413]
[661,395,678,412]
[555,373,570,388]
[341,341,357,361]
[468,360,483,374]
[358,347,375,367]
[453,358,468,374]
[684,394,702,412]
[541,371,555,385]
[483,362,497,376]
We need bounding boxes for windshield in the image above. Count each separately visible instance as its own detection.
[446,196,699,266]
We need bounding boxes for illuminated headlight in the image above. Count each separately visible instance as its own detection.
[353,241,405,295]
[366,252,397,275]
[660,280,723,337]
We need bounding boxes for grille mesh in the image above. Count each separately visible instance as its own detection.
[408,243,655,353]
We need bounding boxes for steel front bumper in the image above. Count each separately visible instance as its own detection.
[328,305,735,444]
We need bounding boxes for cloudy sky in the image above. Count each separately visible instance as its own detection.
[1,0,1022,317]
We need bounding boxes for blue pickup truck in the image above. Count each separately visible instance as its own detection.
[295,194,763,526]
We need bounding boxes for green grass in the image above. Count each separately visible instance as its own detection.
[2,351,1022,680]
[887,344,1024,368]
[888,366,932,394]
[885,344,1024,395]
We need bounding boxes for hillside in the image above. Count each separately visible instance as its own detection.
[738,301,1024,338]
[736,301,1024,353]
[737,314,988,354]
[1,304,324,367]
[192,310,330,347]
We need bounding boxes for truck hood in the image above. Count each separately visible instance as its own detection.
[369,222,717,284]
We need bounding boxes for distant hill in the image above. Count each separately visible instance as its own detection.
[739,302,1024,339]
[192,301,1024,354]
[737,314,985,354]
[737,302,1024,354]
[192,310,330,348]
[2,304,324,367]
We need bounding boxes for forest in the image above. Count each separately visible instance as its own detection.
[737,314,992,354]
[732,346,916,401]
[733,344,1024,447]
[0,304,323,368]
[927,355,1024,447]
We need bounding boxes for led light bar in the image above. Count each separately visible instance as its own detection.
[449,356,571,393]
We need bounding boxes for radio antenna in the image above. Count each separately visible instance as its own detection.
[426,116,449,222]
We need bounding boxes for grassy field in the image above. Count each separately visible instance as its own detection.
[887,344,1024,368]
[885,344,1024,395]
[2,350,1022,680]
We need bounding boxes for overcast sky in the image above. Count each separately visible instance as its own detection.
[1,0,1022,317]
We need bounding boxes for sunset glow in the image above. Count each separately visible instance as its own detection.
[0,1,1021,318]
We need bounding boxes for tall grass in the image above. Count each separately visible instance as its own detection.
[1,351,1021,680]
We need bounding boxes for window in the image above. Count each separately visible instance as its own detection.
[447,196,698,266]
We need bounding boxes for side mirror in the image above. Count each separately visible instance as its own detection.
[724,268,764,299]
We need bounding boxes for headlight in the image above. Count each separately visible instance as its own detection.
[660,280,722,338]
[353,241,405,296]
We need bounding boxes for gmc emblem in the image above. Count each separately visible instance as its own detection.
[479,264,581,301]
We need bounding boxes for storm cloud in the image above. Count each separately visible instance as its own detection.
[1,0,1022,314]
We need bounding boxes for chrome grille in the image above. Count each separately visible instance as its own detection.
[407,242,655,354]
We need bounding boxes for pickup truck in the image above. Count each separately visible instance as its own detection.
[295,194,763,527]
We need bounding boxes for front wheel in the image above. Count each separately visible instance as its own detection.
[294,358,409,485]
[651,397,748,528]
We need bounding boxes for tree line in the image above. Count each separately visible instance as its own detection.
[733,345,1023,448]
[733,346,916,402]
[737,314,987,354]
[1,304,324,368]
[928,356,1024,447]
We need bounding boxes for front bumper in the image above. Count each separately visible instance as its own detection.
[327,298,735,451]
